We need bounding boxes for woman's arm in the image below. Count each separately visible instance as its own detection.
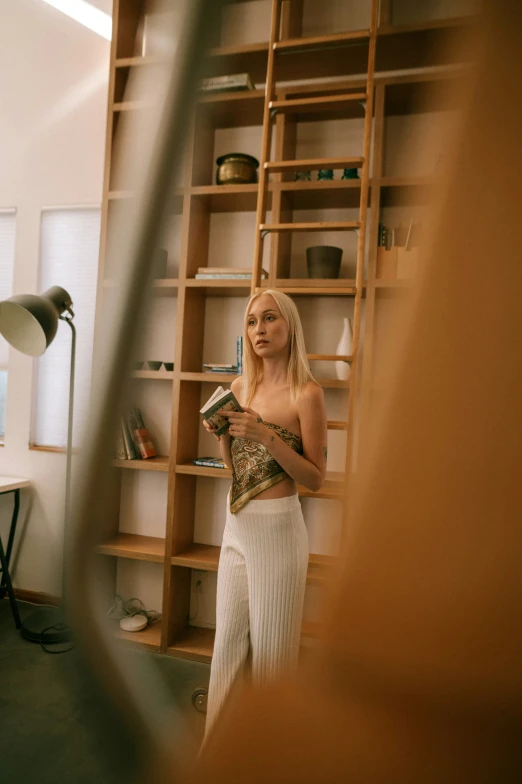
[216,376,243,469]
[222,382,328,492]
[262,383,327,492]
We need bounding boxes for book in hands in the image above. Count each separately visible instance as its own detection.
[200,385,243,437]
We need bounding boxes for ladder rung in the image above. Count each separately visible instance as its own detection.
[269,93,367,116]
[260,222,360,232]
[274,30,370,54]
[265,157,364,174]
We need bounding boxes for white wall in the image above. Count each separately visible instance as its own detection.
[0,0,111,596]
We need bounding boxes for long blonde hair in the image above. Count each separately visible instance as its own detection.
[241,289,315,405]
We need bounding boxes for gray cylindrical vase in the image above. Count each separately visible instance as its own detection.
[306,246,343,279]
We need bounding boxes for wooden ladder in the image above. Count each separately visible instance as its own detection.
[251,0,379,533]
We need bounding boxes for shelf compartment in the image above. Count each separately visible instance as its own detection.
[260,222,360,233]
[266,157,364,175]
[112,456,170,472]
[115,621,162,652]
[167,625,215,663]
[203,42,269,85]
[197,90,265,128]
[190,184,260,213]
[96,533,165,563]
[277,180,362,211]
[273,31,370,81]
[269,92,367,122]
[171,543,220,571]
[185,279,252,297]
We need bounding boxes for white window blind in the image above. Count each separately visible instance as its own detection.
[33,207,100,448]
[0,210,16,367]
[0,209,16,438]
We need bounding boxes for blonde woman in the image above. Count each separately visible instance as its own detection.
[200,290,328,749]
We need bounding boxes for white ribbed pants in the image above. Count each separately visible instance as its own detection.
[202,492,309,748]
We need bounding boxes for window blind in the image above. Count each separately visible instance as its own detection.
[32,207,101,448]
[0,209,16,438]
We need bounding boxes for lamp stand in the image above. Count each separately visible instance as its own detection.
[20,314,76,645]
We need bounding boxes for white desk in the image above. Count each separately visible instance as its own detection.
[0,476,30,628]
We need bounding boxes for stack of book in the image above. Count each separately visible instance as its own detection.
[195,267,268,280]
[203,363,238,374]
[116,407,157,460]
[193,456,227,469]
[198,73,255,93]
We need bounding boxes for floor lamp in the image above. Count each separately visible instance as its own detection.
[0,286,75,644]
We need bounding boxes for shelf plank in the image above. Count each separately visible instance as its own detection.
[131,370,174,380]
[269,92,367,121]
[307,354,352,361]
[327,420,349,430]
[190,183,260,212]
[260,221,360,232]
[180,372,238,383]
[275,29,370,54]
[96,533,165,562]
[261,283,357,296]
[266,157,364,174]
[166,620,325,663]
[115,621,161,652]
[171,543,220,571]
[112,456,169,472]
[175,464,345,500]
[185,279,252,297]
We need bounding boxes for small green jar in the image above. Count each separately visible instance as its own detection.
[342,168,359,179]
[317,169,334,181]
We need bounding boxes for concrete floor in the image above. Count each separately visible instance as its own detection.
[0,600,209,784]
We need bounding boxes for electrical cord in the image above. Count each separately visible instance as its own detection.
[106,594,161,625]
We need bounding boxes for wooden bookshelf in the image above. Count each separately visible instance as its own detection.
[96,0,477,666]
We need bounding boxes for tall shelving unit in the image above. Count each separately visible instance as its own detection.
[94,0,476,661]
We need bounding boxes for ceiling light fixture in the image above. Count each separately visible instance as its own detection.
[41,0,112,41]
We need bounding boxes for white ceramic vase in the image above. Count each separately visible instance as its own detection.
[335,317,353,381]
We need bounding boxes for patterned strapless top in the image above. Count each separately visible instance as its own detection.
[229,422,303,514]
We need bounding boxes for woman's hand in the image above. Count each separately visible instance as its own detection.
[202,418,230,442]
[217,406,269,445]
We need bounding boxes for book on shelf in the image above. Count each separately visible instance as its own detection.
[200,386,243,437]
[193,457,227,469]
[195,273,254,280]
[198,73,255,93]
[236,336,243,375]
[120,417,139,460]
[197,267,268,277]
[128,407,157,459]
[203,367,238,374]
[202,363,236,369]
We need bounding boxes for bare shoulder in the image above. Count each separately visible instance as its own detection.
[299,381,324,407]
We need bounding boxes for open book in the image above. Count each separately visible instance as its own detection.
[200,386,243,437]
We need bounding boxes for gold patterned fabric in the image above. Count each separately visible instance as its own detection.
[229,422,303,514]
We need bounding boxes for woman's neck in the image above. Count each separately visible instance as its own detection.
[260,355,289,387]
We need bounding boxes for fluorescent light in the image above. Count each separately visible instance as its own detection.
[41,0,112,40]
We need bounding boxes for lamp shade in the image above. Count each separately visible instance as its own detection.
[0,286,73,357]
